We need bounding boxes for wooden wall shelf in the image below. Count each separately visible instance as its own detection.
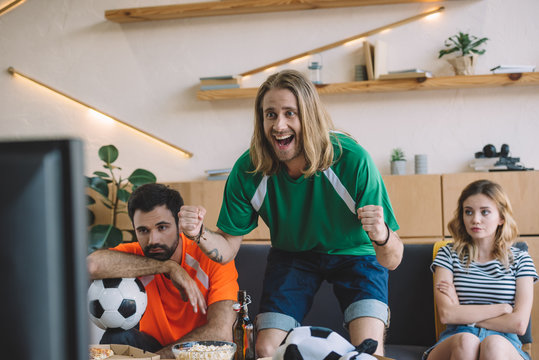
[196,72,539,101]
[105,0,450,23]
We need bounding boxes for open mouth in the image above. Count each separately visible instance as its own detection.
[274,134,294,148]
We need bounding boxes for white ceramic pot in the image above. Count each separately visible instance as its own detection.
[391,160,407,175]
[447,54,477,75]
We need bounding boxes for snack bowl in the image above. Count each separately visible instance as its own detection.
[172,340,237,360]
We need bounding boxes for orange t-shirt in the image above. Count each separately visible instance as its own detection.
[111,234,239,346]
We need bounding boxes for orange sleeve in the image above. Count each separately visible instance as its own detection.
[110,241,143,255]
[206,259,239,306]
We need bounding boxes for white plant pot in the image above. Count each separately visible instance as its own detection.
[447,54,478,75]
[391,160,406,175]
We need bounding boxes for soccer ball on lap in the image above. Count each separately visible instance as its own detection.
[87,277,147,330]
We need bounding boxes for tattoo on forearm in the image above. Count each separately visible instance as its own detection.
[206,248,223,263]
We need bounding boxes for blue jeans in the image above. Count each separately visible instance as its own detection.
[256,248,389,332]
[100,328,162,353]
[423,325,530,360]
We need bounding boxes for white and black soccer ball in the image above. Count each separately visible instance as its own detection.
[272,326,378,360]
[272,326,353,360]
[88,277,147,330]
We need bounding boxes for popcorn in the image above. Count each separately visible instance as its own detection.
[174,343,235,360]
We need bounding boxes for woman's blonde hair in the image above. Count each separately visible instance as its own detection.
[250,69,335,177]
[448,179,518,267]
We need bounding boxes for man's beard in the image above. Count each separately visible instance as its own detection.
[142,233,179,261]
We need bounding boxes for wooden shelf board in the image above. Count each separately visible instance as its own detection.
[105,0,449,23]
[196,72,539,101]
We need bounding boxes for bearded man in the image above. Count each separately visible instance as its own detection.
[87,183,239,359]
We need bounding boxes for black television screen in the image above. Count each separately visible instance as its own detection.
[0,139,89,360]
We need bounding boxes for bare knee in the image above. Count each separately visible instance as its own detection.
[453,333,481,357]
[348,317,386,355]
[256,329,287,358]
[479,335,519,360]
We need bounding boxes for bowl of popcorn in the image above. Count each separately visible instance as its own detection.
[172,340,237,360]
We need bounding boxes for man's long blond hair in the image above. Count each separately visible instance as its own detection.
[448,179,518,268]
[250,70,336,177]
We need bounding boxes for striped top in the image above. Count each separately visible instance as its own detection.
[431,244,538,305]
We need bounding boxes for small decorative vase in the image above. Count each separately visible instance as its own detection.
[391,160,406,175]
[447,54,477,75]
[414,154,428,174]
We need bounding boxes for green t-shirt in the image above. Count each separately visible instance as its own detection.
[217,133,399,256]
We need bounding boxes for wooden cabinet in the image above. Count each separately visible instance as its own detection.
[383,174,443,239]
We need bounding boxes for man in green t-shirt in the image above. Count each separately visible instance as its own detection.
[179,69,403,358]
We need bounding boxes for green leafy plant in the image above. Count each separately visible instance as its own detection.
[438,32,489,59]
[87,145,156,253]
[390,148,406,162]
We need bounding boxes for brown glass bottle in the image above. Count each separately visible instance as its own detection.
[233,290,255,360]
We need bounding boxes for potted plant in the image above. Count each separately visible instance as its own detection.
[390,148,407,175]
[438,32,488,75]
[86,144,156,253]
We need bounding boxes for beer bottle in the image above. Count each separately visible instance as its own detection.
[233,290,255,360]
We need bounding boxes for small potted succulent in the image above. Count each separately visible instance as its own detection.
[390,148,407,175]
[438,32,488,75]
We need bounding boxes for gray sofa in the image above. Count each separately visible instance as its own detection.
[234,242,532,360]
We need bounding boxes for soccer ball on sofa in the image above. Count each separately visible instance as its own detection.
[88,277,147,330]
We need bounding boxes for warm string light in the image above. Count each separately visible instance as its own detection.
[291,56,310,64]
[7,67,193,158]
[344,38,365,47]
[0,0,25,16]
[239,6,444,77]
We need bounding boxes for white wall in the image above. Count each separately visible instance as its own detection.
[1,0,538,182]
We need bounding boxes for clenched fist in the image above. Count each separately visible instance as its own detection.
[178,205,206,239]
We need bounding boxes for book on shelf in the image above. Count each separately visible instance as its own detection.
[378,70,432,80]
[199,75,239,81]
[199,75,242,86]
[490,65,536,74]
[469,158,504,172]
[355,65,368,81]
[199,83,240,91]
[205,168,232,176]
[362,40,375,80]
[469,157,533,172]
[199,75,242,91]
[373,39,387,80]
[389,68,430,73]
[206,174,229,180]
[205,168,232,180]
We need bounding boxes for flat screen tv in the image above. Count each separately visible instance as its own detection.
[0,138,89,360]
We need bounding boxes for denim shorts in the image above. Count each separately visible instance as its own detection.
[422,325,530,360]
[255,248,389,332]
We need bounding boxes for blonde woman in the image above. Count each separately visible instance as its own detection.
[425,180,537,360]
[179,70,403,357]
